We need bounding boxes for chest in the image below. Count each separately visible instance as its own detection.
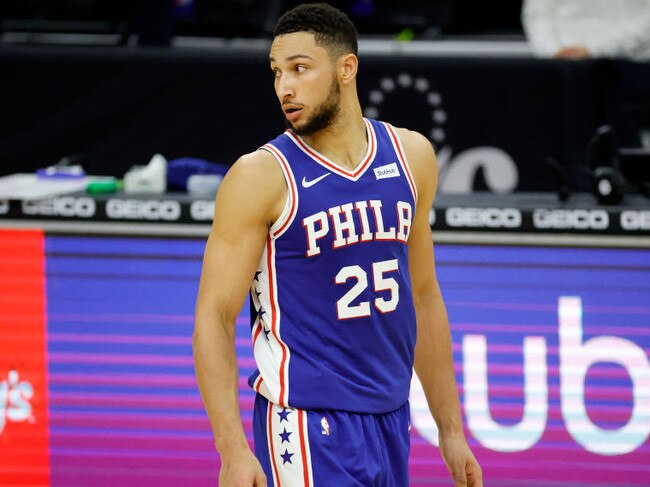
[287,158,414,259]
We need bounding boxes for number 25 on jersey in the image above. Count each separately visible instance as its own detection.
[335,259,399,320]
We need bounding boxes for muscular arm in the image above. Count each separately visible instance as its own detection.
[193,150,286,485]
[399,128,482,487]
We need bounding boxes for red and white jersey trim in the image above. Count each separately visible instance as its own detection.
[261,144,299,239]
[266,402,314,487]
[251,236,291,407]
[285,118,378,181]
[383,122,418,205]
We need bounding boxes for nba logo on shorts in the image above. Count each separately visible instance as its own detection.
[321,416,331,436]
[0,229,50,483]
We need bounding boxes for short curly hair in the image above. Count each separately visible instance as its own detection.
[273,3,358,57]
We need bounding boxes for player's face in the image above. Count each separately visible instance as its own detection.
[270,32,341,136]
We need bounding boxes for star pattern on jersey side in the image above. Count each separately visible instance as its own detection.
[254,271,262,282]
[257,307,267,320]
[254,288,262,299]
[280,449,294,465]
[277,408,291,422]
[279,427,292,443]
[263,327,271,340]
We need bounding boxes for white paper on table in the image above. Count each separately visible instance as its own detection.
[0,173,89,200]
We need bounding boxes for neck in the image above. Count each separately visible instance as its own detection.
[300,102,367,171]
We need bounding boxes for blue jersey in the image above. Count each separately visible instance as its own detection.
[248,118,418,414]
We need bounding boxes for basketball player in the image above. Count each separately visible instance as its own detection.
[193,3,482,486]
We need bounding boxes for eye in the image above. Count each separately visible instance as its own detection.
[271,68,281,78]
[295,64,307,73]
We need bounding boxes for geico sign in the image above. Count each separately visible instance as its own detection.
[533,209,609,230]
[410,296,650,455]
[190,200,215,221]
[0,370,33,435]
[445,207,521,228]
[106,199,181,221]
[22,197,96,218]
[621,211,650,231]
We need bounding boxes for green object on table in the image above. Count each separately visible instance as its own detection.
[396,28,414,42]
[86,178,123,194]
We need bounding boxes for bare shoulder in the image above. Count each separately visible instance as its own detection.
[216,148,287,227]
[393,126,437,192]
[394,127,435,153]
[226,148,285,189]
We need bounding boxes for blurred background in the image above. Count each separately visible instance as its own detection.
[1,0,649,195]
[0,2,649,487]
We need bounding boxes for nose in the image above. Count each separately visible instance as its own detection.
[276,73,295,100]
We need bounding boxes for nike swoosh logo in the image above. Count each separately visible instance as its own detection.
[301,173,331,188]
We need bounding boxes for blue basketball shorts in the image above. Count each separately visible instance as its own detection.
[253,394,411,487]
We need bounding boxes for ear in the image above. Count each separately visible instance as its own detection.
[338,53,358,85]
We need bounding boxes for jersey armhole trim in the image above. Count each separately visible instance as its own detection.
[383,122,418,205]
[260,144,299,239]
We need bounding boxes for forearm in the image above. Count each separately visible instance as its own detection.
[413,285,464,437]
[193,314,249,455]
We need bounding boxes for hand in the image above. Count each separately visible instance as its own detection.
[219,448,267,487]
[554,45,591,59]
[439,434,483,487]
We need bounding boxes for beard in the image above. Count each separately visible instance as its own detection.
[286,76,341,137]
